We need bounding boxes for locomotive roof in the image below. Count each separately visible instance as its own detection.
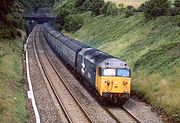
[79,48,97,56]
[81,48,129,69]
[98,58,129,69]
[88,51,112,64]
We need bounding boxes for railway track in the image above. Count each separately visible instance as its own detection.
[38,26,141,123]
[104,106,141,123]
[122,106,141,123]
[38,24,142,123]
[32,25,92,123]
[31,24,146,123]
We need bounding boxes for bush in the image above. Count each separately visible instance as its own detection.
[53,1,77,31]
[170,7,180,16]
[92,0,105,15]
[125,6,135,18]
[82,0,105,15]
[174,0,180,7]
[64,14,83,32]
[171,0,180,16]
[136,3,145,12]
[143,0,171,20]
[118,3,126,14]
[81,0,92,11]
[100,2,119,16]
[175,15,180,27]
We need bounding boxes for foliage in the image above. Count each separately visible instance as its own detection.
[174,0,180,7]
[125,6,135,17]
[0,0,15,22]
[90,0,105,15]
[75,0,86,10]
[69,13,180,121]
[175,15,180,26]
[82,0,93,11]
[17,0,55,12]
[136,3,145,12]
[100,2,119,16]
[171,0,180,16]
[64,14,83,32]
[143,0,171,20]
[53,0,77,31]
[0,37,28,123]
[0,1,24,39]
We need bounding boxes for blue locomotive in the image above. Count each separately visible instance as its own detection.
[43,23,131,103]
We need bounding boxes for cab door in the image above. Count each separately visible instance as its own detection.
[96,66,102,95]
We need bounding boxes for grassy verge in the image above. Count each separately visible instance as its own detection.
[0,34,28,122]
[68,12,180,121]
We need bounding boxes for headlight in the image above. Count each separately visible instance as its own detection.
[123,81,128,85]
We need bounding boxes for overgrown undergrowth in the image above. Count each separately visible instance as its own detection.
[68,12,180,121]
[0,35,28,123]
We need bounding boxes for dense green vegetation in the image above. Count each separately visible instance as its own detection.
[0,0,31,122]
[52,0,180,121]
[0,0,179,122]
[66,12,180,121]
[0,35,28,122]
[17,0,55,12]
[53,0,179,32]
[52,0,180,120]
[0,0,24,38]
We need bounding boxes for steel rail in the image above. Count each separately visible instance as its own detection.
[34,25,92,123]
[122,106,141,123]
[39,31,93,123]
[32,25,73,123]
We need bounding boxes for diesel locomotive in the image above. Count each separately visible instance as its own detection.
[43,23,131,104]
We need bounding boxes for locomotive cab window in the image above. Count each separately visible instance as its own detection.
[101,68,116,76]
[100,68,130,77]
[117,69,130,77]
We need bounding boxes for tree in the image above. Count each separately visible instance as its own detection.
[75,0,86,10]
[171,0,180,15]
[0,0,15,23]
[90,0,105,15]
[100,2,119,16]
[143,0,171,20]
[53,0,77,30]
[125,6,135,18]
[64,14,83,32]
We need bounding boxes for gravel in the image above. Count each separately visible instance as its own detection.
[40,30,135,123]
[123,98,163,123]
[26,26,63,123]
[26,24,165,123]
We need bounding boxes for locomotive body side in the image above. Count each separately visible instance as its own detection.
[77,48,131,102]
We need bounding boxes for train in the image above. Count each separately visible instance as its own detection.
[42,23,131,104]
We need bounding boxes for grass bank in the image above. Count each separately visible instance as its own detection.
[68,12,180,121]
[0,34,28,122]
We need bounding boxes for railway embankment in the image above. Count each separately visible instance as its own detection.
[68,12,180,122]
[0,32,28,122]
